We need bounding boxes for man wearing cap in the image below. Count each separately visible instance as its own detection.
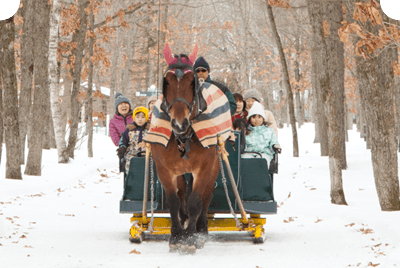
[243,89,278,138]
[193,56,237,115]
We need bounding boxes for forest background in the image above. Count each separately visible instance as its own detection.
[1,0,400,211]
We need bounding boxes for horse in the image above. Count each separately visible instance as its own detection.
[146,45,226,254]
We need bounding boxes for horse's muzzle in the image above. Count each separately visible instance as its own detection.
[171,118,190,134]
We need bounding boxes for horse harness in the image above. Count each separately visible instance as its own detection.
[160,55,207,159]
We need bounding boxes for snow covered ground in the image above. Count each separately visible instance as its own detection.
[1,123,399,268]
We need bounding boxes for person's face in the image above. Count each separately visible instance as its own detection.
[196,67,209,81]
[135,112,146,126]
[118,102,130,116]
[250,114,264,127]
[149,101,156,112]
[245,98,256,110]
[236,100,244,113]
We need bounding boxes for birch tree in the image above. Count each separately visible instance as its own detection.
[0,18,22,180]
[49,0,69,163]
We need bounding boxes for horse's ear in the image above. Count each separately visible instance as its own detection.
[189,44,199,64]
[163,43,174,65]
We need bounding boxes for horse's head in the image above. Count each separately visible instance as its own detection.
[161,44,199,135]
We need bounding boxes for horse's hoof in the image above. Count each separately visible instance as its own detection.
[179,244,196,255]
[169,243,179,253]
[186,245,196,254]
[195,239,205,249]
[179,244,188,255]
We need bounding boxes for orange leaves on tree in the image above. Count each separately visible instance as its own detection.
[60,4,80,36]
[267,0,291,9]
[353,0,382,26]
[323,20,330,37]
[93,90,104,100]
[14,15,23,26]
[393,62,400,78]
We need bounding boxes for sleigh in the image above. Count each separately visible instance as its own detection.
[119,132,278,244]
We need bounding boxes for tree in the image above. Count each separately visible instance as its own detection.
[66,0,89,158]
[265,0,299,157]
[324,1,347,205]
[49,0,69,163]
[86,2,95,158]
[0,45,3,165]
[307,0,329,156]
[25,0,51,176]
[0,17,22,180]
[342,0,400,210]
[19,0,35,165]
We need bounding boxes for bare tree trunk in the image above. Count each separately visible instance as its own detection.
[86,7,94,158]
[1,18,22,179]
[49,0,68,163]
[266,2,299,157]
[294,37,305,128]
[61,70,72,136]
[42,84,51,150]
[0,59,3,165]
[109,50,118,122]
[66,0,88,158]
[352,5,400,211]
[324,1,347,204]
[25,0,51,176]
[307,0,329,156]
[0,50,3,165]
[19,0,35,164]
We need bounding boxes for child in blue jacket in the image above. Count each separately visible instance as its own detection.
[243,102,281,164]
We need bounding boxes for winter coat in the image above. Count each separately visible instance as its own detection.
[109,113,133,146]
[119,123,149,171]
[264,109,278,138]
[205,77,237,115]
[232,111,248,122]
[245,125,279,160]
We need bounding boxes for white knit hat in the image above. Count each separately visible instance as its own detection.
[247,101,266,120]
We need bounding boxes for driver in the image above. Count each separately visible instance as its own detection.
[117,106,150,172]
[194,56,237,115]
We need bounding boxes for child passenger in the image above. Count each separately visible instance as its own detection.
[117,106,149,172]
[243,102,281,164]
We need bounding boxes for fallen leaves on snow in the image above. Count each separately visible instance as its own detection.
[129,249,141,254]
[358,228,374,235]
[345,223,355,227]
[367,262,379,267]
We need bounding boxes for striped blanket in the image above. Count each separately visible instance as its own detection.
[144,83,233,148]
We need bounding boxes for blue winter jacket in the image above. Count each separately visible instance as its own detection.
[245,125,279,160]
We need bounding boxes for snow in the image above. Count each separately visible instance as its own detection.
[1,123,400,268]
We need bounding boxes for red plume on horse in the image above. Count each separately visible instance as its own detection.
[144,44,233,254]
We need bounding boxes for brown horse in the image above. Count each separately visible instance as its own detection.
[148,47,222,254]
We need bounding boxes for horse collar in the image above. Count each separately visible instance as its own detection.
[175,128,194,160]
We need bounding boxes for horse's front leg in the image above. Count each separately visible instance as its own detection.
[166,191,184,252]
[159,173,184,252]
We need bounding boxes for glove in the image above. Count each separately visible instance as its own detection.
[273,145,282,154]
[117,147,127,158]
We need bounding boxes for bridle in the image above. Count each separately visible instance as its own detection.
[160,54,204,159]
[160,55,202,120]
